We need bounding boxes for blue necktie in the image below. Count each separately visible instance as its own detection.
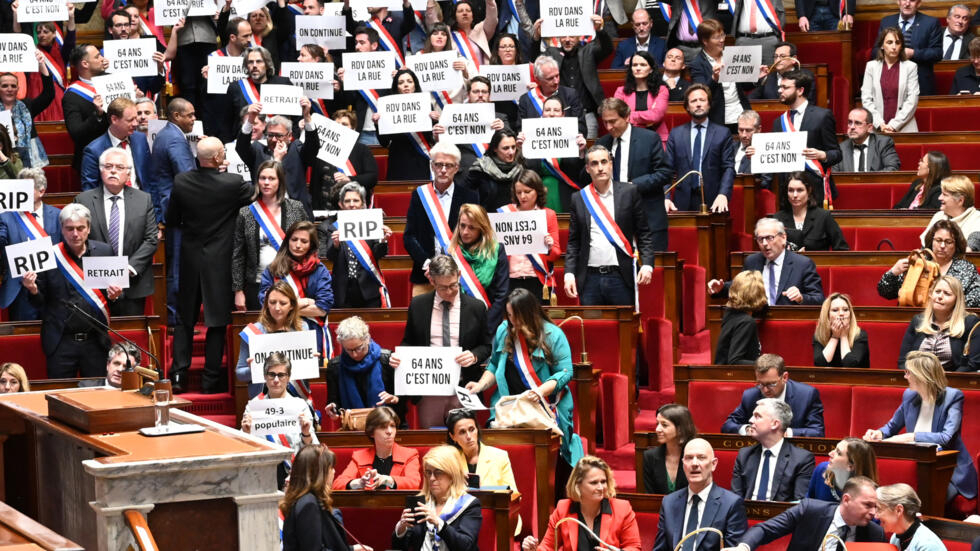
[692,124,703,173]
[901,19,911,41]
[108,196,120,256]
[757,450,772,500]
[683,494,701,551]
[767,261,778,305]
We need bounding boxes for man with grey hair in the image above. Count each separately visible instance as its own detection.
[944,4,975,59]
[134,97,157,133]
[708,217,824,305]
[0,168,62,320]
[735,110,761,175]
[80,342,142,388]
[731,397,814,502]
[220,46,297,143]
[238,107,314,217]
[22,203,122,378]
[325,315,401,420]
[516,56,587,135]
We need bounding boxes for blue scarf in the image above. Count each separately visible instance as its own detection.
[1,100,47,168]
[337,340,385,409]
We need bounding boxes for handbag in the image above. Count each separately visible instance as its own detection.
[491,393,563,436]
[338,407,372,431]
[898,248,939,307]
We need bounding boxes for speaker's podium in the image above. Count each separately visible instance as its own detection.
[0,387,290,551]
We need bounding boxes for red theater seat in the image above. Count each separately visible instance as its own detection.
[848,386,906,436]
[641,317,674,392]
[825,266,895,306]
[860,322,909,369]
[812,384,852,438]
[687,380,754,433]
[668,226,705,335]
[375,192,412,218]
[10,330,152,380]
[851,227,922,251]
[758,320,817,366]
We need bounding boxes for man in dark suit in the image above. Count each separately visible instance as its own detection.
[665,84,737,213]
[688,20,752,128]
[216,46,295,143]
[238,107,314,217]
[748,43,816,103]
[722,354,826,436]
[723,477,885,551]
[730,398,815,501]
[564,145,657,306]
[0,168,61,321]
[23,204,122,378]
[950,38,980,93]
[63,44,110,172]
[943,5,975,60]
[74,147,158,317]
[709,218,825,305]
[611,9,667,69]
[877,0,942,95]
[391,254,491,428]
[517,56,587,136]
[836,107,901,172]
[166,137,252,394]
[80,97,151,191]
[654,438,748,551]
[403,142,479,296]
[594,98,672,250]
[79,343,140,388]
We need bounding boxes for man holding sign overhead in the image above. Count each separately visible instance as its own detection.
[221,46,296,147]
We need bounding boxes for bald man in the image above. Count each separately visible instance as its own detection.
[166,136,252,394]
[654,438,749,551]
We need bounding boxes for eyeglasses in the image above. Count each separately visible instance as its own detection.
[755,381,780,390]
[343,342,369,356]
[100,163,130,172]
[265,372,289,380]
[432,162,457,171]
[756,234,780,244]
[266,132,287,139]
[933,238,956,246]
[424,468,447,479]
[434,282,460,292]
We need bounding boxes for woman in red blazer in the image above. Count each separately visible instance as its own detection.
[333,406,422,490]
[522,456,642,551]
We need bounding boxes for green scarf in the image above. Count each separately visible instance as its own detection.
[461,242,499,288]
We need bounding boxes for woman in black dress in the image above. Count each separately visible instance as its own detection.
[772,171,849,251]
[715,270,767,365]
[641,403,696,494]
[813,293,870,367]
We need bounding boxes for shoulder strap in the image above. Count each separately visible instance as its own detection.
[964,319,980,356]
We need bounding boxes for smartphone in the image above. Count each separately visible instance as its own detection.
[466,473,480,489]
[404,494,425,516]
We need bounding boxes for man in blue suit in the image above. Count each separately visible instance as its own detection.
[79,97,151,191]
[730,398,815,501]
[611,9,667,69]
[722,354,826,436]
[665,84,736,213]
[0,168,61,320]
[722,477,885,551]
[877,0,942,95]
[654,438,748,551]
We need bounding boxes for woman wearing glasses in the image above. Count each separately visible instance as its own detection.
[325,316,401,421]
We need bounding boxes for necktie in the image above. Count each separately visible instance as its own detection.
[683,494,701,551]
[749,0,758,33]
[612,137,622,181]
[108,196,120,256]
[789,109,798,127]
[441,300,451,346]
[29,211,36,219]
[767,261,778,305]
[757,449,772,500]
[120,139,128,149]
[835,524,850,551]
[692,125,703,173]
[945,35,960,60]
[854,144,867,172]
[901,19,911,41]
[739,149,752,174]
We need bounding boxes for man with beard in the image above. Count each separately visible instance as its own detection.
[63,44,110,171]
[217,46,295,143]
[134,98,157,133]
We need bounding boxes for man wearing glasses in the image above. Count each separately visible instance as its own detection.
[721,353,826,437]
[708,217,824,305]
[238,108,315,218]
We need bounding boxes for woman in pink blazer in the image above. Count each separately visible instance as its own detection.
[614,51,670,145]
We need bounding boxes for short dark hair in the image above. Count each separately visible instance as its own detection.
[781,69,812,98]
[774,40,797,57]
[684,83,712,107]
[364,406,400,440]
[513,170,548,207]
[755,353,786,375]
[69,44,96,71]
[656,404,697,447]
[354,25,379,44]
[226,16,248,38]
[467,76,491,93]
[108,8,131,27]
[598,97,630,119]
[696,19,724,43]
[445,408,480,448]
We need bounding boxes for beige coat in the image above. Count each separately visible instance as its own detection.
[861,58,920,133]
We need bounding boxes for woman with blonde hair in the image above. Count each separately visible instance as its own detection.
[921,175,980,248]
[876,484,946,550]
[0,363,29,393]
[814,293,870,367]
[392,445,481,550]
[235,280,306,397]
[897,275,980,371]
[865,351,979,517]
[807,437,878,502]
[448,203,508,331]
[714,270,767,365]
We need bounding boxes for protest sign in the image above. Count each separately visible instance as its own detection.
[343,51,396,91]
[438,103,495,145]
[185,121,204,157]
[295,15,347,50]
[207,56,246,94]
[5,236,55,278]
[455,387,489,410]
[155,0,216,25]
[750,132,809,174]
[82,256,130,289]
[232,0,267,16]
[720,45,762,83]
[280,62,334,100]
[225,141,252,182]
[146,119,167,151]
[377,92,432,134]
[249,330,320,383]
[310,114,358,167]
[406,51,462,92]
[0,35,37,72]
[0,180,35,213]
[521,117,579,159]
[336,209,384,241]
[393,346,462,396]
[540,0,594,38]
[92,73,136,104]
[260,84,304,116]
[246,398,307,438]
[103,38,158,77]
[18,0,67,22]
[479,64,530,102]
[488,210,548,255]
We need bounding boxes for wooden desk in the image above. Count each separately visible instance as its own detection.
[0,501,81,551]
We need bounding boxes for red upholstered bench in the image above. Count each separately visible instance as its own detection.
[668,226,705,335]
[376,155,388,180]
[825,266,895,306]
[848,386,907,436]
[687,380,754,433]
[850,226,922,251]
[375,192,412,218]
[758,320,817,366]
[10,329,153,380]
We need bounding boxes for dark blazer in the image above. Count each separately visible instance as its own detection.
[566,181,657,294]
[323,235,389,307]
[596,126,672,234]
[79,131,152,191]
[391,494,481,551]
[722,379,826,437]
[731,440,815,501]
[836,134,901,172]
[231,198,308,293]
[770,103,842,204]
[738,250,825,305]
[714,308,761,365]
[813,329,870,367]
[236,129,314,217]
[772,208,850,251]
[642,444,689,494]
[880,387,979,499]
[894,179,941,209]
[524,157,586,213]
[666,77,692,102]
[898,313,980,371]
[516,85,588,136]
[401,291,492,385]
[665,120,737,211]
[74,186,158,299]
[378,131,436,183]
[950,63,980,95]
[403,184,479,284]
[653,484,748,551]
[147,121,196,224]
[63,85,110,169]
[282,494,351,551]
[740,499,886,551]
[877,13,942,95]
[749,69,817,103]
[0,206,61,316]
[541,32,614,111]
[304,131,378,210]
[220,75,295,143]
[795,0,852,25]
[944,31,976,60]
[689,52,751,127]
[612,36,667,69]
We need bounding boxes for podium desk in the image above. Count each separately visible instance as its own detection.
[0,388,290,551]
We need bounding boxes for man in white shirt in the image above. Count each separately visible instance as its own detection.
[730,398,815,502]
[79,97,152,192]
[943,4,975,60]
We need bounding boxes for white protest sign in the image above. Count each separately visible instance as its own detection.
[336,209,384,241]
[18,0,67,22]
[488,210,548,255]
[146,119,167,151]
[406,51,463,93]
[247,398,307,438]
[0,35,37,72]
[82,256,130,289]
[378,92,432,135]
[540,0,594,38]
[295,15,347,50]
[232,0,268,17]
[720,45,762,83]
[207,56,246,94]
[750,132,809,174]
[92,73,136,104]
[225,141,253,182]
[0,179,35,213]
[249,330,320,382]
[480,64,531,102]
[280,62,334,100]
[321,2,353,35]
[343,51,396,91]
[522,117,579,159]
[155,0,217,25]
[5,236,55,277]
[0,112,12,146]
[260,84,304,116]
[310,114,358,166]
[103,38,158,78]
[455,386,489,410]
[185,121,204,157]
[393,346,462,396]
[438,103,495,145]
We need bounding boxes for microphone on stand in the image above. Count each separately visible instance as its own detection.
[665,170,706,213]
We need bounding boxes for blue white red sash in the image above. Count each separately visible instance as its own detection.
[139,14,167,47]
[838,0,847,16]
[512,333,544,390]
[450,246,490,307]
[52,23,64,48]
[469,143,487,159]
[407,130,432,160]
[430,494,478,549]
[66,81,96,102]
[593,0,605,15]
[13,211,48,241]
[369,18,405,68]
[416,183,453,253]
[581,184,633,258]
[541,158,581,191]
[249,201,285,251]
[238,79,261,105]
[723,0,735,14]
[778,110,832,207]
[53,242,110,323]
[526,88,546,116]
[252,33,262,47]
[39,49,65,90]
[658,2,672,21]
[212,47,227,57]
[358,88,381,117]
[280,272,334,359]
[287,2,303,14]
[311,98,329,117]
[239,322,264,345]
[347,239,391,308]
[753,0,784,39]
[338,160,357,177]
[451,30,481,70]
[254,392,296,450]
[498,204,554,287]
[681,0,703,33]
[431,90,453,111]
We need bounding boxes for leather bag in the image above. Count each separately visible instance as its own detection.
[490,394,563,436]
[898,249,940,307]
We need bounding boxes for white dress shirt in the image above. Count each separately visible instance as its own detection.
[102,186,126,256]
[433,182,454,254]
[586,185,619,268]
[822,507,855,551]
[913,399,936,434]
[788,100,808,129]
[850,136,870,171]
[944,29,965,59]
[738,384,787,435]
[429,291,462,347]
[750,437,784,500]
[683,483,714,537]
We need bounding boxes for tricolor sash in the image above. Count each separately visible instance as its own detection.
[39,49,65,90]
[541,158,581,191]
[13,211,48,241]
[753,0,784,39]
[212,47,227,57]
[429,494,478,550]
[254,392,298,450]
[280,273,334,360]
[581,184,633,258]
[526,88,546,116]
[139,14,167,47]
[52,243,110,323]
[407,130,432,160]
[416,183,453,253]
[249,201,285,251]
[358,88,381,117]
[838,0,847,16]
[347,239,391,308]
[469,143,487,159]
[338,160,357,177]
[311,98,329,117]
[777,110,832,207]
[53,23,64,48]
[498,204,554,287]
[723,0,735,14]
[681,0,703,33]
[451,30,481,70]
[369,18,405,68]
[512,334,544,390]
[66,81,96,102]
[658,2,672,21]
[239,322,264,345]
[287,2,303,14]
[252,33,262,47]
[449,246,490,307]
[238,79,261,105]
